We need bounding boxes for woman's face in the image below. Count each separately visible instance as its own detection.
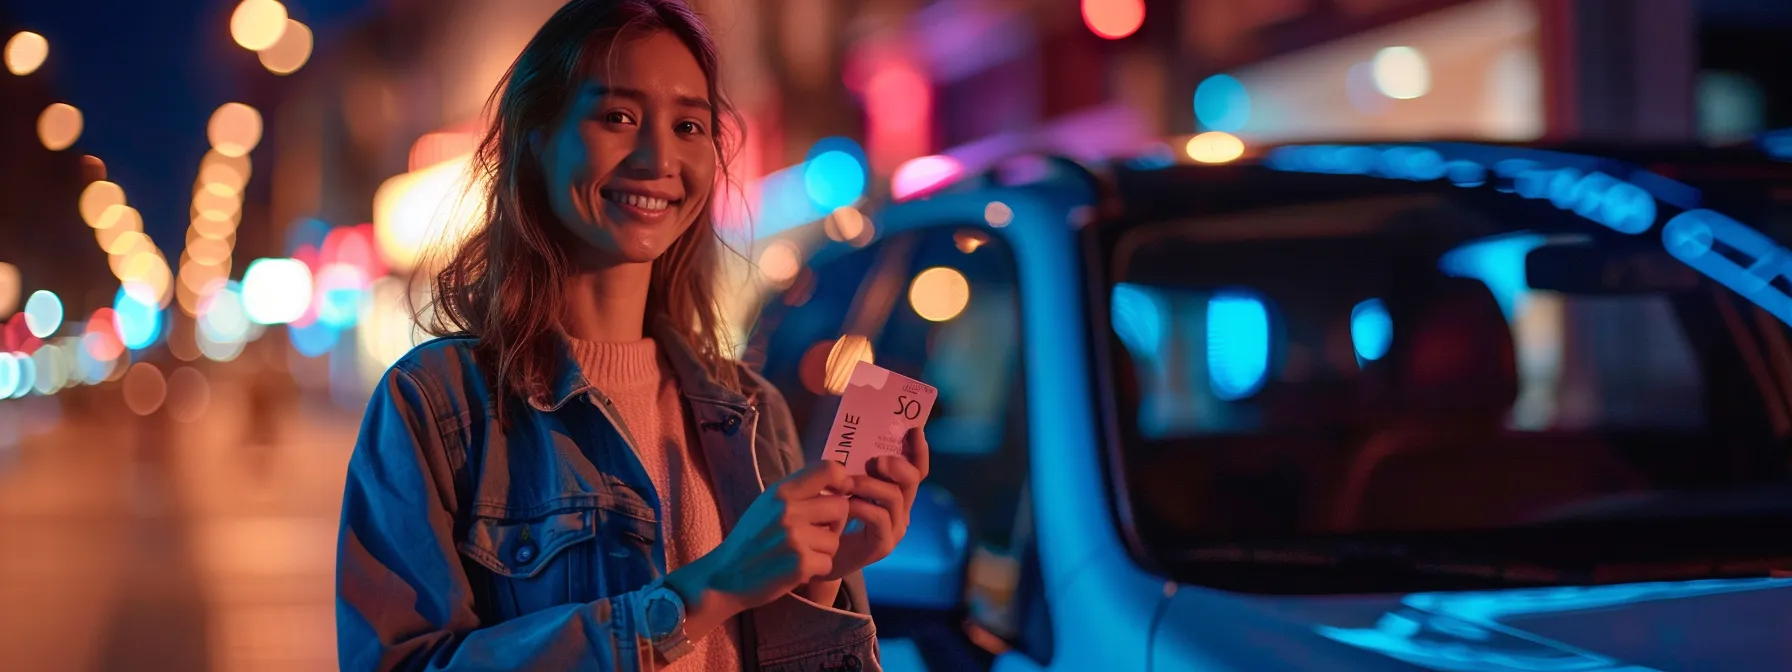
[539,30,718,266]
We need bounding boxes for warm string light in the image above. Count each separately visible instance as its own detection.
[176,103,258,329]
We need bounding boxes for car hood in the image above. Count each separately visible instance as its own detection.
[1155,577,1792,671]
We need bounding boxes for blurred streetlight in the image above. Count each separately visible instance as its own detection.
[5,31,47,76]
[1083,0,1145,40]
[1372,46,1431,100]
[37,103,81,151]
[757,240,802,286]
[1185,131,1245,164]
[0,263,17,317]
[230,0,289,52]
[908,267,971,322]
[258,19,312,75]
[207,102,263,158]
[79,181,125,226]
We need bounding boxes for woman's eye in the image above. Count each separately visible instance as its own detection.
[676,121,705,135]
[603,111,636,125]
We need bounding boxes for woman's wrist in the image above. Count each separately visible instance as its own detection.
[796,578,842,608]
[662,556,746,643]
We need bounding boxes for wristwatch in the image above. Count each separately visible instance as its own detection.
[641,579,696,662]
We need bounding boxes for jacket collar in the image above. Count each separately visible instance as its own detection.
[525,317,751,412]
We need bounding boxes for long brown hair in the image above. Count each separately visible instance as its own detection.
[426,0,746,413]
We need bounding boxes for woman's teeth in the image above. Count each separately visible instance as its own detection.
[605,191,671,211]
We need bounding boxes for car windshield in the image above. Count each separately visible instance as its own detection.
[1098,154,1792,593]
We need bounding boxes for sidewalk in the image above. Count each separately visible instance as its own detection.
[0,386,364,672]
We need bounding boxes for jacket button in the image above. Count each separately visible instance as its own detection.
[722,414,741,436]
[514,543,537,565]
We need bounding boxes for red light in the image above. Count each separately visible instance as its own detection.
[1083,0,1145,40]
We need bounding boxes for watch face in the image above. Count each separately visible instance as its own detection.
[646,591,681,638]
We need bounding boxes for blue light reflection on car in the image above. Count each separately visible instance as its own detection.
[1663,209,1792,325]
[1350,298,1392,363]
[1111,283,1165,359]
[1265,144,1792,329]
[1316,577,1792,672]
[1439,233,1548,319]
[1206,290,1270,401]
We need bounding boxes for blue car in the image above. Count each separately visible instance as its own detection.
[746,143,1792,671]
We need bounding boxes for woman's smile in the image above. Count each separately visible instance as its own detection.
[599,185,683,222]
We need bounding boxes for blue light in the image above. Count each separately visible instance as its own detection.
[803,137,869,211]
[1318,577,1792,672]
[1206,290,1270,401]
[111,287,161,351]
[1194,74,1251,133]
[1111,283,1164,358]
[1664,209,1792,326]
[1351,298,1393,363]
[288,320,339,358]
[23,290,62,338]
[285,218,332,256]
[1446,160,1486,187]
[1439,233,1547,319]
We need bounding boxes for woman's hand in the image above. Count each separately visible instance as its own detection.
[824,428,931,581]
[666,461,853,637]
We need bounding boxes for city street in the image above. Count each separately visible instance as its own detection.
[0,383,358,672]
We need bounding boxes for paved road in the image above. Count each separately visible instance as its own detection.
[0,380,361,672]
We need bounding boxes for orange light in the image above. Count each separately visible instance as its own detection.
[1185,131,1246,164]
[1082,0,1145,40]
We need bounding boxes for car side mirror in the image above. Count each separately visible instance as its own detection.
[862,484,970,611]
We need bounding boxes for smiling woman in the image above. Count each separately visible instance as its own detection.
[336,2,917,672]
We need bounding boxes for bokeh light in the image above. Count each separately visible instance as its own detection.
[10,353,35,399]
[891,155,963,201]
[121,362,167,416]
[198,284,250,346]
[823,206,871,246]
[207,102,263,158]
[372,154,486,273]
[757,240,802,285]
[79,181,125,225]
[312,264,368,329]
[201,150,252,191]
[164,367,211,423]
[954,229,989,254]
[1351,298,1394,363]
[1372,46,1431,100]
[1194,74,1251,133]
[258,19,312,74]
[908,267,971,322]
[83,311,125,363]
[0,263,18,317]
[37,103,82,151]
[0,353,18,399]
[241,258,314,325]
[113,285,162,350]
[984,201,1013,227]
[1082,0,1145,39]
[230,0,289,51]
[804,150,867,211]
[23,290,61,338]
[288,319,339,358]
[5,31,48,76]
[1185,131,1246,164]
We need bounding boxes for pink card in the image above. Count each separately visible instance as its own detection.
[823,361,937,475]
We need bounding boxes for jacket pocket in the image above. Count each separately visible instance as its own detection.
[458,506,597,619]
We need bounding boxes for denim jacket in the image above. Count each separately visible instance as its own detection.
[335,321,880,671]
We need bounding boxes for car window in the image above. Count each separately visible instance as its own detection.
[749,225,1031,624]
[1099,182,1792,592]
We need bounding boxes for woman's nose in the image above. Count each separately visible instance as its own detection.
[625,126,678,177]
